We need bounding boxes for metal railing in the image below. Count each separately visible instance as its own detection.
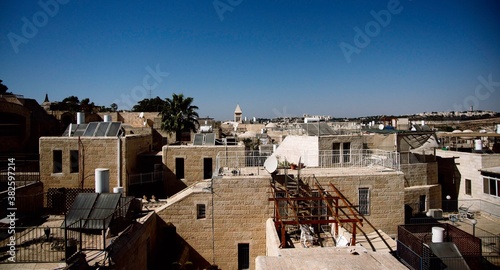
[128,171,163,186]
[442,199,500,219]
[315,149,400,170]
[64,196,135,258]
[215,149,400,176]
[216,150,272,176]
[0,225,66,263]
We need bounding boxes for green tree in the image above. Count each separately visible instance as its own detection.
[110,103,118,112]
[160,93,199,141]
[0,80,10,95]
[80,98,96,113]
[132,96,166,112]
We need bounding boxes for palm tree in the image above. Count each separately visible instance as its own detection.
[160,93,199,142]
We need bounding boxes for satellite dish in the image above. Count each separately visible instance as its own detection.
[263,156,278,174]
[139,112,144,118]
[378,124,384,130]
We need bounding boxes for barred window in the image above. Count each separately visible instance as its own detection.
[196,204,206,219]
[359,188,370,215]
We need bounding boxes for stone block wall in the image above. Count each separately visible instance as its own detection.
[400,162,438,187]
[404,185,442,215]
[313,172,405,236]
[39,134,151,195]
[318,135,364,152]
[157,176,271,270]
[109,211,158,270]
[436,149,500,207]
[162,145,244,195]
[158,169,405,269]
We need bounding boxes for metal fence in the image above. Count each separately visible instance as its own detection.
[0,225,66,263]
[315,149,400,170]
[216,150,272,176]
[397,223,491,270]
[128,171,163,186]
[442,199,500,219]
[65,196,135,257]
[215,149,400,176]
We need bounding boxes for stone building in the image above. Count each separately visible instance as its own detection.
[39,122,153,196]
[0,94,60,153]
[365,131,442,217]
[158,131,407,269]
[436,148,500,216]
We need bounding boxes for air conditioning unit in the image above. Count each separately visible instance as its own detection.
[428,209,443,219]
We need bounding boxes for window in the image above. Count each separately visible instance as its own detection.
[419,195,426,213]
[53,150,62,173]
[465,179,471,195]
[196,204,206,219]
[238,243,250,270]
[484,176,500,197]
[70,150,79,173]
[203,158,213,179]
[332,143,340,164]
[175,158,185,180]
[358,188,370,215]
[343,142,351,163]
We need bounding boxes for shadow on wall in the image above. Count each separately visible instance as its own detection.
[157,219,216,270]
[163,164,188,198]
[436,156,461,212]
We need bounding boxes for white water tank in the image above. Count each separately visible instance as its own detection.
[432,227,445,243]
[474,139,483,151]
[497,124,500,134]
[77,112,85,124]
[104,115,112,122]
[95,168,110,193]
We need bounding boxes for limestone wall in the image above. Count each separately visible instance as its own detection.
[318,135,364,152]
[400,162,438,187]
[313,173,405,236]
[109,211,158,270]
[436,149,500,208]
[162,145,244,195]
[158,168,405,269]
[39,134,151,195]
[157,176,272,270]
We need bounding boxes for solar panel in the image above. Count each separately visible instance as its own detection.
[106,122,121,137]
[83,122,99,137]
[205,133,215,145]
[95,122,110,136]
[64,193,122,230]
[193,134,204,145]
[73,124,89,137]
[64,193,99,228]
[85,193,121,229]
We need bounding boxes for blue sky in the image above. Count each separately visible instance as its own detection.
[1,0,499,120]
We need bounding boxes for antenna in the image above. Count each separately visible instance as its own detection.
[263,155,278,174]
